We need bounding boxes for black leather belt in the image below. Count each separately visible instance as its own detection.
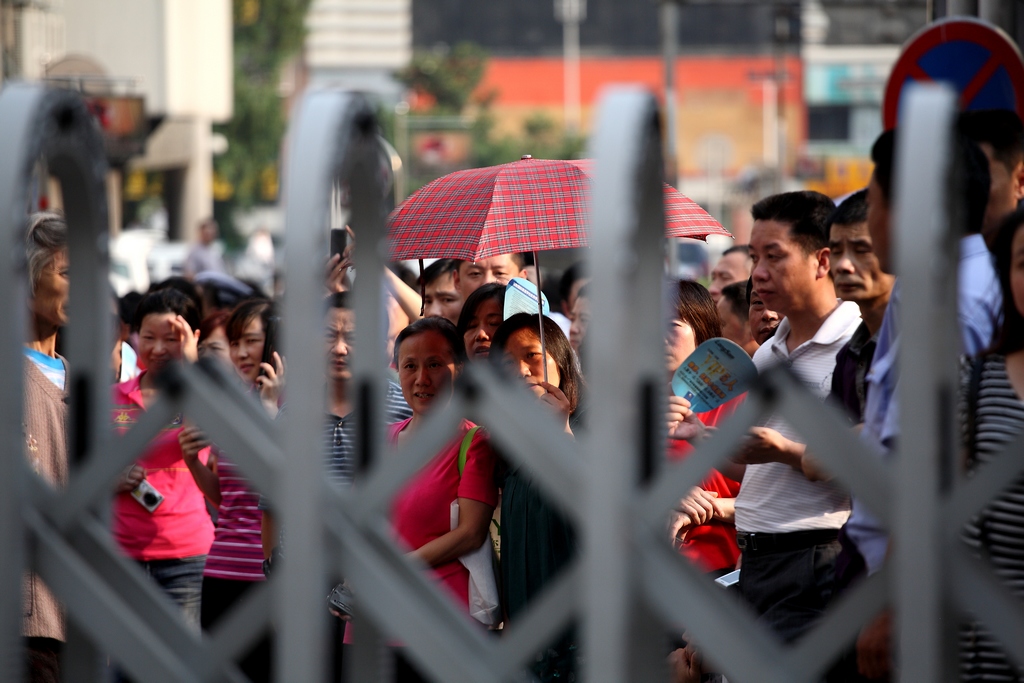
[736,529,839,555]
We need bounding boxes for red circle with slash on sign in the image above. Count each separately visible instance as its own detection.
[883,17,1024,130]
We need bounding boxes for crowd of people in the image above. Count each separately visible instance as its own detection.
[19,108,1024,683]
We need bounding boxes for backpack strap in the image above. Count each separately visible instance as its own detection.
[457,426,482,476]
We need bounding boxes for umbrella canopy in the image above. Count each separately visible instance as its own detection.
[387,156,730,261]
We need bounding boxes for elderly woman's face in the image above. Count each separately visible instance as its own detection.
[397,330,459,417]
[31,249,69,329]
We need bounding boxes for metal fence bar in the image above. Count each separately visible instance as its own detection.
[585,86,670,683]
[1,75,1020,683]
[949,548,1024,669]
[892,82,960,683]
[278,89,355,683]
[52,399,178,530]
[0,84,55,683]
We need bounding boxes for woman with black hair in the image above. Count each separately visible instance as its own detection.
[386,317,499,681]
[456,282,506,362]
[179,298,279,682]
[664,280,742,576]
[490,313,584,681]
[110,288,211,628]
[959,208,1024,682]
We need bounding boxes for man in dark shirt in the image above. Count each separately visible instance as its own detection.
[827,190,895,424]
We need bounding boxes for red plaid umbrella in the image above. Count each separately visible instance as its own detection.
[387,156,731,261]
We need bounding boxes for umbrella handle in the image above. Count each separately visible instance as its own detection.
[534,250,548,384]
[418,259,425,317]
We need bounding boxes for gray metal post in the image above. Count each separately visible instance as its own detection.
[947,0,979,15]
[892,82,959,683]
[660,0,680,189]
[0,83,110,682]
[584,87,670,683]
[278,90,381,683]
[979,0,1015,32]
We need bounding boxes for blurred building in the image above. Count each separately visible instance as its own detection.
[0,0,232,241]
[304,0,411,99]
[411,0,930,232]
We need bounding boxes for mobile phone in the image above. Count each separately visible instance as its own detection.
[327,582,354,620]
[330,228,348,260]
[714,569,741,588]
[260,315,279,377]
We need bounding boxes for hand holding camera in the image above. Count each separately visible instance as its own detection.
[116,464,146,493]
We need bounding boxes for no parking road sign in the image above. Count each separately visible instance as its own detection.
[883,17,1024,129]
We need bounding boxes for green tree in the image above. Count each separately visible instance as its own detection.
[214,0,311,239]
[394,42,583,193]
[471,111,585,168]
[396,42,488,114]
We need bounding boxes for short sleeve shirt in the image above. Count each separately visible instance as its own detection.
[734,301,862,533]
[110,374,214,561]
[389,419,498,608]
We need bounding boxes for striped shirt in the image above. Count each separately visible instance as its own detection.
[325,381,412,487]
[734,301,861,533]
[203,455,266,581]
[959,354,1024,682]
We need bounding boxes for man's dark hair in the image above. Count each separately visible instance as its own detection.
[958,109,1024,172]
[389,262,419,291]
[393,316,467,367]
[558,261,587,304]
[509,252,527,270]
[456,282,506,340]
[421,259,457,288]
[490,313,584,415]
[673,280,722,346]
[150,276,203,317]
[133,288,201,333]
[118,291,144,326]
[722,245,750,258]
[958,135,992,236]
[871,130,896,202]
[745,277,754,308]
[327,291,349,311]
[720,282,748,323]
[828,190,868,229]
[751,191,836,254]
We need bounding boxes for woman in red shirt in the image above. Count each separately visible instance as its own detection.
[664,280,743,575]
[390,317,498,610]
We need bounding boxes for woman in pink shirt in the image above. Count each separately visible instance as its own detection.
[111,289,211,628]
[389,317,498,681]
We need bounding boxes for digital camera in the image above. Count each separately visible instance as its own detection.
[130,479,165,513]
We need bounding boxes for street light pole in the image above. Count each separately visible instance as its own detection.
[660,0,680,189]
[555,0,586,134]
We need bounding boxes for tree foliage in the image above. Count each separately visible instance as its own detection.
[394,42,583,192]
[214,0,311,224]
[396,43,488,114]
[471,111,585,168]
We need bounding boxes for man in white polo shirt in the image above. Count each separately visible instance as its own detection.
[732,191,862,642]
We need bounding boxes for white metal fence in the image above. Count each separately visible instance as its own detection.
[1,80,1022,683]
